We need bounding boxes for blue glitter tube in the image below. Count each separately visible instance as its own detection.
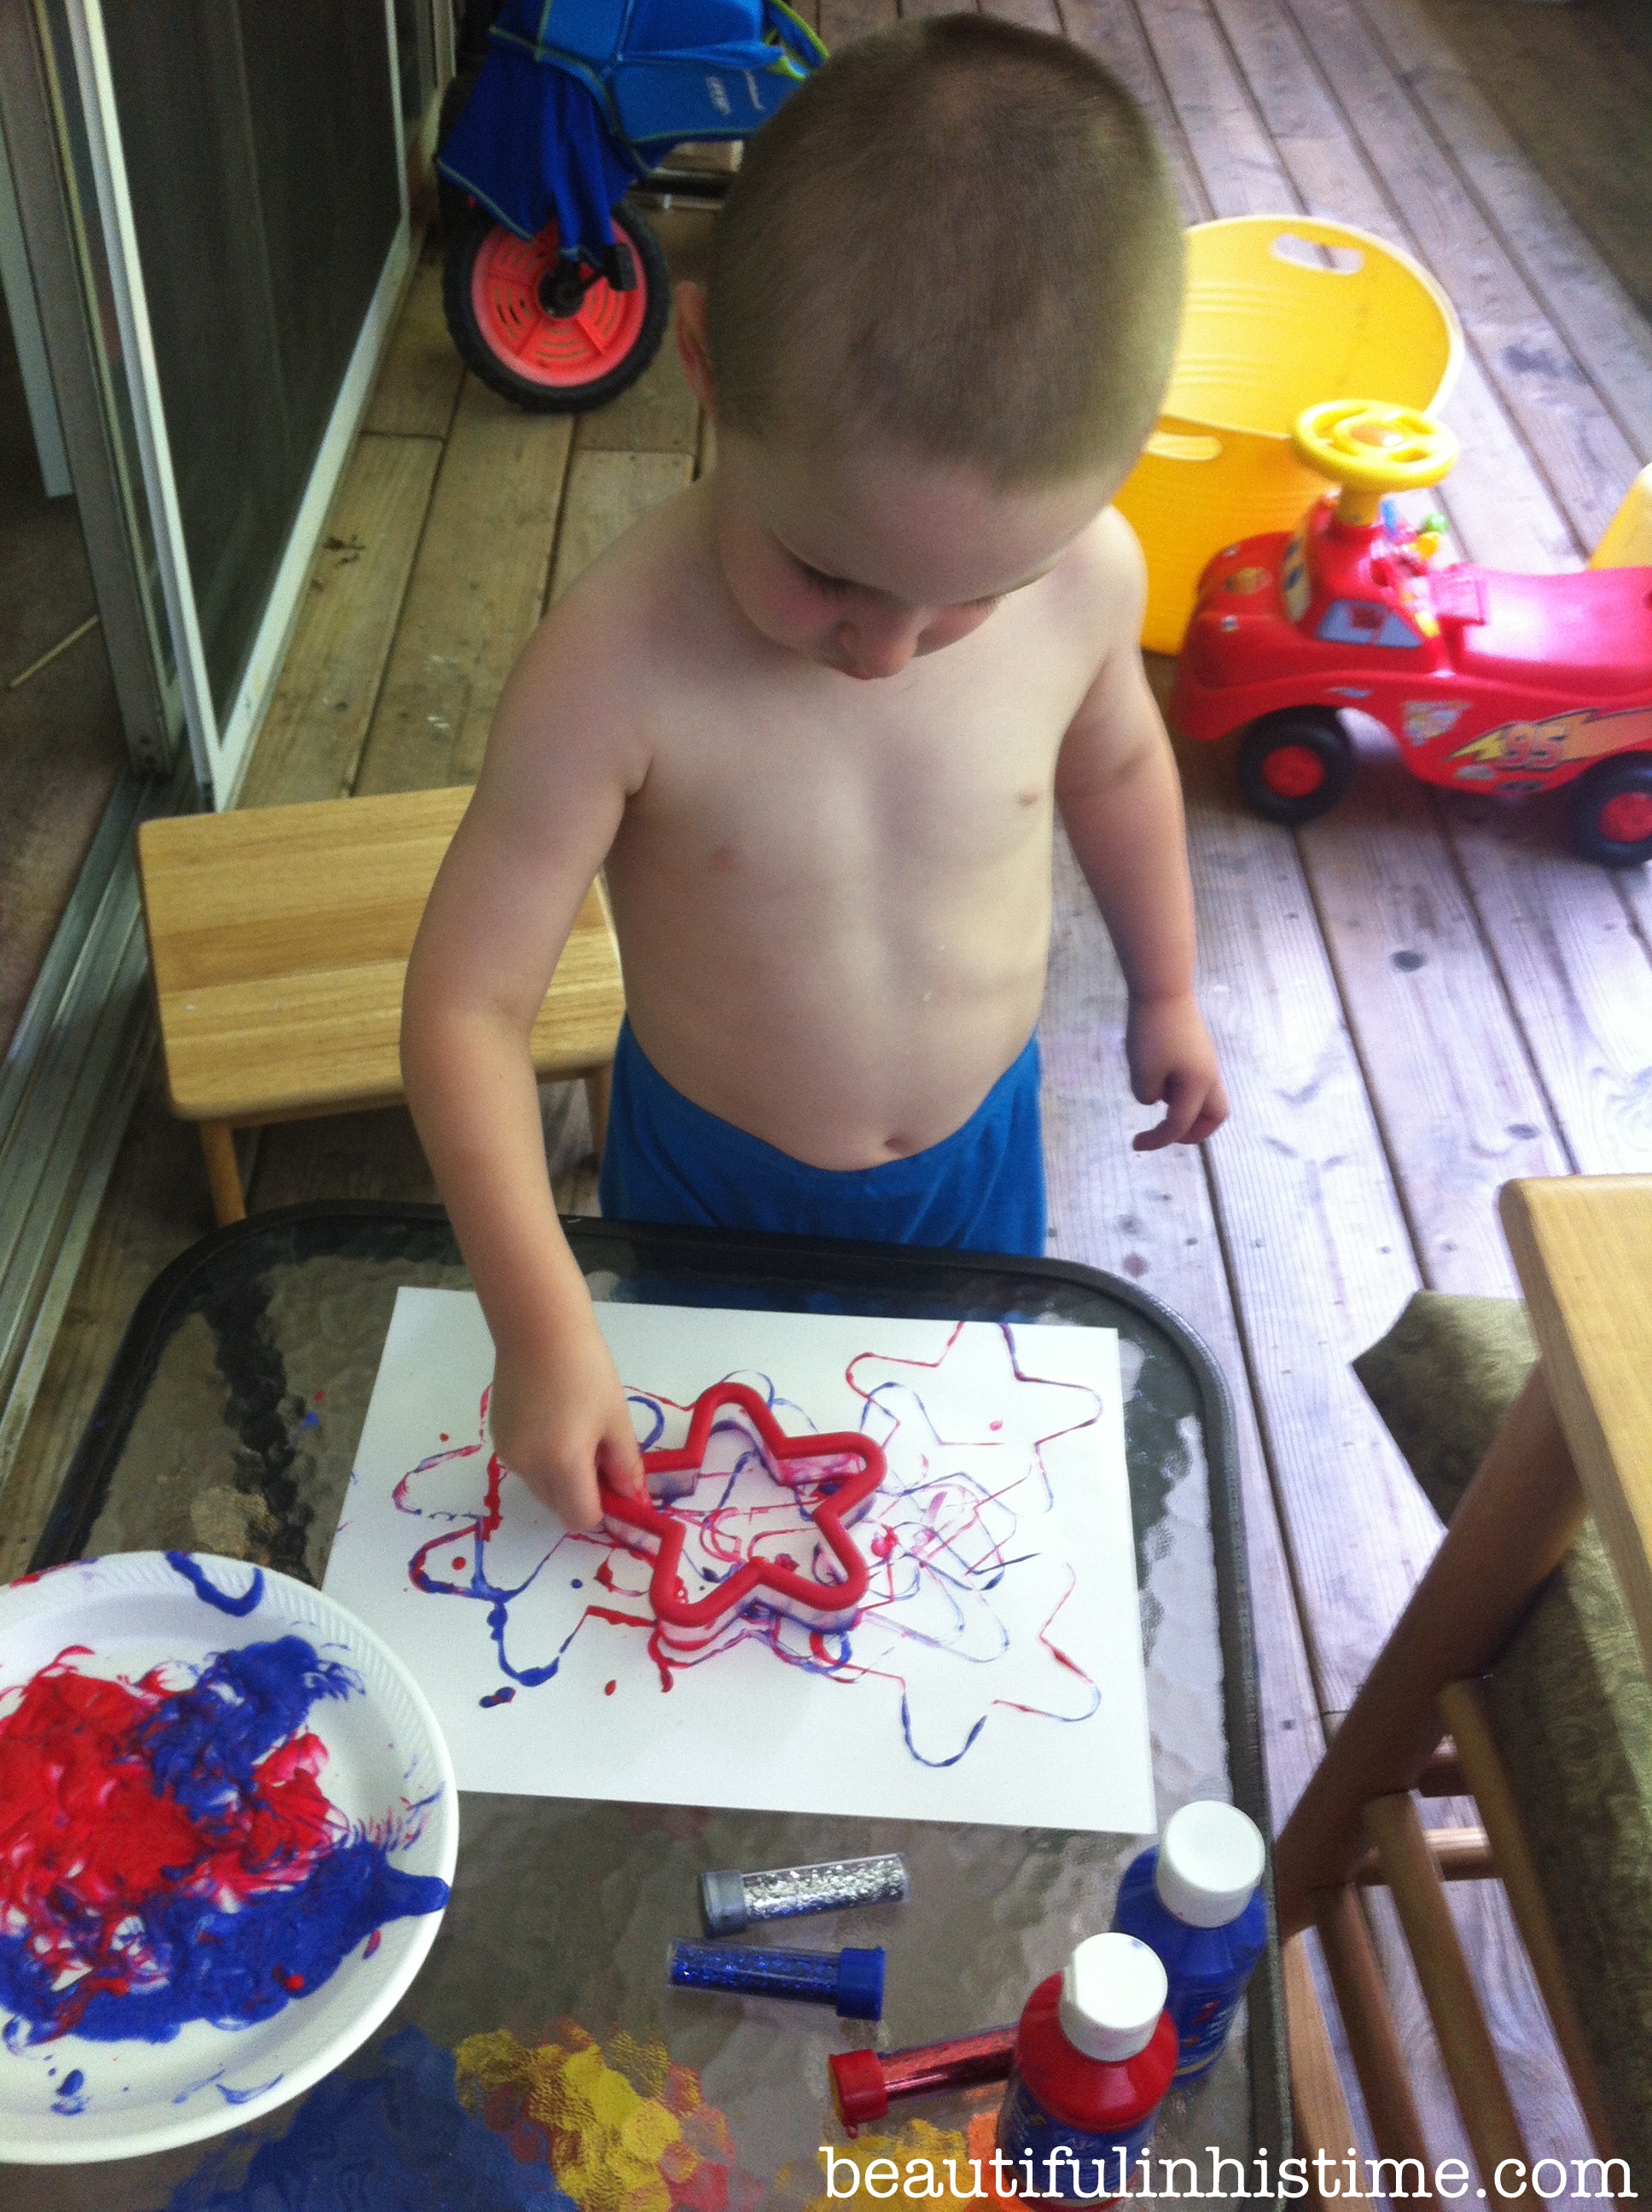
[667,1938,885,2019]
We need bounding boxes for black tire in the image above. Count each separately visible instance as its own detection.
[442,199,671,415]
[1236,709,1356,826]
[1566,754,1652,869]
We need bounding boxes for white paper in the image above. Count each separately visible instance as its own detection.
[324,1290,1155,1833]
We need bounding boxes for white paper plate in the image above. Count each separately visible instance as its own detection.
[0,1551,457,2165]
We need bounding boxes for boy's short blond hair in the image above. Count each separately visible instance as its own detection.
[707,15,1184,487]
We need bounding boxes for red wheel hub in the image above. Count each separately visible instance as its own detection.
[1260,742,1327,800]
[470,220,648,387]
[1598,790,1652,846]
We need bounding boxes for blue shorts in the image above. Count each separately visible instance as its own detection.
[597,1020,1047,1257]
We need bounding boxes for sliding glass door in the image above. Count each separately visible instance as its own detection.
[7,0,421,800]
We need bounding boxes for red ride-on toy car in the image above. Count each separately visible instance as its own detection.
[1170,400,1652,866]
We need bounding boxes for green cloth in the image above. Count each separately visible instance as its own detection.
[1354,1293,1652,2180]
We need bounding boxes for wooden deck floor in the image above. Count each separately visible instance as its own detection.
[3,0,1649,2190]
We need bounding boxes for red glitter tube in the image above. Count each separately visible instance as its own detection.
[829,2026,1018,2130]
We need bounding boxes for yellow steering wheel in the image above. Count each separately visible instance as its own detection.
[1292,399,1459,527]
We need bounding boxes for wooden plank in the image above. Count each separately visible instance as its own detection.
[1364,0,1652,465]
[979,0,1061,34]
[1194,0,1652,1200]
[1155,8,1624,2169]
[573,323,700,457]
[1412,0,1652,325]
[1268,0,1639,557]
[247,1083,598,1220]
[1043,820,1381,2169]
[1181,0,1574,1292]
[248,1107,438,1213]
[362,242,465,441]
[1058,0,1211,224]
[1202,0,1579,576]
[1131,0,1293,218]
[1137,1,1570,1290]
[1296,752,1568,1297]
[1614,850,1652,964]
[817,0,897,48]
[1042,833,1323,1825]
[548,449,695,602]
[644,206,718,289]
[139,795,621,1123]
[1446,794,1652,1177]
[237,434,442,809]
[354,376,574,794]
[1096,0,1451,1716]
[1167,713,1441,1720]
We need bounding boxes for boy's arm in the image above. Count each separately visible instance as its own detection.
[1054,518,1229,1152]
[400,613,649,1528]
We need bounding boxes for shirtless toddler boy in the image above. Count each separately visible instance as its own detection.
[402,16,1228,1531]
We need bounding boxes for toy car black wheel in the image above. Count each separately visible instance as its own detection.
[443,198,670,415]
[1236,710,1355,826]
[1567,754,1652,869]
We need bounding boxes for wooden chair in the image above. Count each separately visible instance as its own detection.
[1279,1177,1652,2197]
[137,788,625,1226]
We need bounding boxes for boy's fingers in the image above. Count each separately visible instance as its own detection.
[507,1458,604,1533]
[553,1456,607,1532]
[1159,1074,1200,1145]
[1185,1086,1230,1144]
[598,1427,646,1495]
[1131,1068,1224,1151]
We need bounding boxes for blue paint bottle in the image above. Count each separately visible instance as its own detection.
[994,1933,1178,2207]
[1112,1799,1268,2084]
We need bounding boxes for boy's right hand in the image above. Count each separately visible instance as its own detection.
[488,1318,647,1532]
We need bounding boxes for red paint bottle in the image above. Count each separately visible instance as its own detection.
[994,1933,1178,2206]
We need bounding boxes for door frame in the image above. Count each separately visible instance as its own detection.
[60,0,414,804]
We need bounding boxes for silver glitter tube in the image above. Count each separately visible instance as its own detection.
[700,1851,909,1936]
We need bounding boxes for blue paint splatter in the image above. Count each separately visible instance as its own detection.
[166,1552,265,1615]
[168,2029,574,2211]
[51,2067,87,2116]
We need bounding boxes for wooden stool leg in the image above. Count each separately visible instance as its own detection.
[200,1121,247,1226]
[584,1062,612,1162]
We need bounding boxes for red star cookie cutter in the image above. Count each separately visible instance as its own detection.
[598,1382,885,1650]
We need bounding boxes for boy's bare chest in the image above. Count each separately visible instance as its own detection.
[625,622,1091,878]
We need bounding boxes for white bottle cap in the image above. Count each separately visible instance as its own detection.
[1058,1932,1167,2063]
[1154,1800,1265,1929]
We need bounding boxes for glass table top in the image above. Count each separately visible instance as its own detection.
[18,1206,1288,2206]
